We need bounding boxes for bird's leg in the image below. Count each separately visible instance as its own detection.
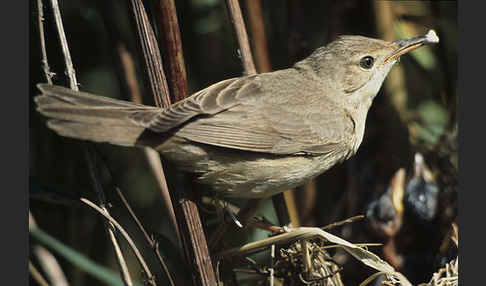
[208,198,264,251]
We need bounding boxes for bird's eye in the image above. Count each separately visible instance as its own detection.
[360,56,375,70]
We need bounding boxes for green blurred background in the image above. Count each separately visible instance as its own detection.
[29,1,457,285]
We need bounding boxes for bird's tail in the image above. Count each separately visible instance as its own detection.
[34,84,163,148]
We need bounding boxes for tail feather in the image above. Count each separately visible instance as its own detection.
[47,120,151,147]
[37,84,149,108]
[35,84,163,148]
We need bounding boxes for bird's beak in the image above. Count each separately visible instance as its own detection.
[383,30,439,65]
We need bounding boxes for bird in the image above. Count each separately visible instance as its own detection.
[35,30,439,198]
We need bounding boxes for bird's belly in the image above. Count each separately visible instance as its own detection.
[157,137,345,198]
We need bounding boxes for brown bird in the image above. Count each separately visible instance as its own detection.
[35,30,439,198]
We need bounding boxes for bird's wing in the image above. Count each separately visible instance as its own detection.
[175,101,356,155]
[129,76,259,131]
[127,73,355,155]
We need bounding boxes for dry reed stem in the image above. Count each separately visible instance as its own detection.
[225,0,256,74]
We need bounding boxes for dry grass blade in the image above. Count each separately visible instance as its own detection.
[84,149,135,286]
[80,198,156,286]
[115,187,175,286]
[218,227,412,286]
[360,271,386,286]
[451,223,458,247]
[321,243,383,250]
[417,258,458,286]
[29,261,50,286]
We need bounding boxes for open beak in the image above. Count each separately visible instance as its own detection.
[383,30,439,65]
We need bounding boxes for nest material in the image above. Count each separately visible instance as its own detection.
[273,239,343,286]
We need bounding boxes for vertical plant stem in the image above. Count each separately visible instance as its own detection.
[115,41,181,244]
[154,0,189,103]
[48,0,78,90]
[225,0,256,75]
[143,148,181,243]
[244,0,271,73]
[129,0,171,108]
[132,0,218,284]
[48,1,137,285]
[152,0,218,284]
[36,0,53,84]
[127,0,183,251]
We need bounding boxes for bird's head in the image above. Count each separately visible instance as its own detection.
[296,30,439,107]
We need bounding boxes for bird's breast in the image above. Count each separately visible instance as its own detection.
[158,137,348,198]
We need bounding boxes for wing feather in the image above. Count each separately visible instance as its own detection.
[126,71,355,155]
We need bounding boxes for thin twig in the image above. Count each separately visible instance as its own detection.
[29,261,50,286]
[50,3,163,281]
[246,217,283,233]
[37,0,53,84]
[225,0,256,75]
[209,199,263,250]
[115,186,175,286]
[45,2,150,285]
[49,0,78,90]
[114,187,151,248]
[84,150,135,286]
[80,197,156,286]
[321,215,365,231]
